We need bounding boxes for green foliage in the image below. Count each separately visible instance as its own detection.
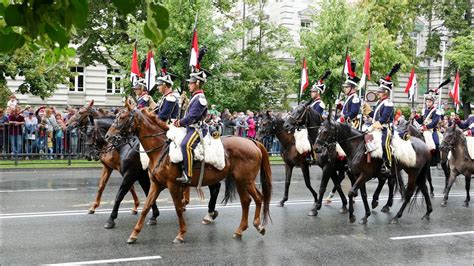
[447,32,474,103]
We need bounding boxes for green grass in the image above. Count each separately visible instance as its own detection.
[0,156,284,169]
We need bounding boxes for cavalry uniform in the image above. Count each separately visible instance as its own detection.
[310,70,330,115]
[369,97,394,164]
[422,105,441,148]
[310,97,325,114]
[137,93,150,109]
[456,114,474,136]
[156,92,179,122]
[337,71,361,128]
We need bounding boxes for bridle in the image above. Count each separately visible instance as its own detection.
[315,122,363,149]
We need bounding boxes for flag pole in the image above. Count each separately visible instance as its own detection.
[183,11,199,95]
[298,57,303,104]
[438,40,446,110]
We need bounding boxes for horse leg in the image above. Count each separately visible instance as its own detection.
[316,166,331,211]
[381,176,395,213]
[127,182,164,244]
[348,174,366,223]
[371,176,386,210]
[278,163,293,207]
[329,170,347,214]
[419,178,433,221]
[426,168,435,198]
[168,184,187,244]
[105,176,136,229]
[441,170,458,207]
[233,182,251,239]
[390,174,416,224]
[359,183,371,225]
[247,184,265,235]
[202,182,221,224]
[325,169,344,204]
[441,161,449,194]
[88,165,113,214]
[301,163,318,216]
[136,175,160,226]
[463,174,471,207]
[129,185,140,215]
[182,186,190,211]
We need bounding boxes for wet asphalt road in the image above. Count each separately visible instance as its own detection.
[0,166,472,265]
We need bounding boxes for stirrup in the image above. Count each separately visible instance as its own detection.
[176,174,190,184]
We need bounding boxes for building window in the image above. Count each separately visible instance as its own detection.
[69,66,84,92]
[107,68,123,94]
[301,20,311,29]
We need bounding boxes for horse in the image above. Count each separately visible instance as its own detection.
[256,110,348,215]
[439,124,473,207]
[104,99,272,244]
[315,119,433,224]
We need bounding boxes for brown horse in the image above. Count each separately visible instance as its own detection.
[66,101,141,215]
[440,124,473,207]
[105,99,272,244]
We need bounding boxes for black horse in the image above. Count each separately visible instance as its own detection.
[256,111,348,215]
[315,119,433,224]
[440,124,473,207]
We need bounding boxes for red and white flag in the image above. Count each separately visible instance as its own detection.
[449,70,461,107]
[300,57,309,94]
[189,29,199,69]
[145,50,157,92]
[343,55,355,78]
[358,42,370,89]
[405,68,417,101]
[130,43,142,85]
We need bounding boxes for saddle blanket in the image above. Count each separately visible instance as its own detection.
[368,129,417,167]
[139,144,150,170]
[294,128,311,154]
[468,136,474,160]
[167,125,226,170]
[422,130,443,151]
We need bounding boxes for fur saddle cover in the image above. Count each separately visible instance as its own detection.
[422,130,443,151]
[139,143,150,170]
[166,125,226,170]
[368,129,417,167]
[450,136,474,160]
[294,128,312,154]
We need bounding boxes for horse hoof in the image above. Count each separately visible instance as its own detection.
[359,218,368,225]
[390,218,399,224]
[430,192,435,198]
[421,215,430,221]
[88,209,95,214]
[104,221,115,229]
[147,219,157,226]
[277,201,285,207]
[233,233,242,239]
[381,206,390,213]
[307,210,318,216]
[339,207,348,214]
[462,201,469,207]
[130,209,138,215]
[371,201,379,209]
[183,206,186,212]
[173,238,184,244]
[127,237,137,244]
[258,225,266,236]
[440,201,448,207]
[349,216,356,224]
[211,211,219,220]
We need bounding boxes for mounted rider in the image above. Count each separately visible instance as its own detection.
[455,114,474,136]
[363,63,400,175]
[155,56,179,123]
[133,79,150,109]
[309,70,331,115]
[337,61,361,128]
[173,48,210,184]
[420,92,442,165]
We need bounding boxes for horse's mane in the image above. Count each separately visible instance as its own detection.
[447,127,471,161]
[141,108,169,131]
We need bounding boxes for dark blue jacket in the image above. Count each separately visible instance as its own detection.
[310,99,325,114]
[137,93,150,109]
[457,115,474,134]
[342,93,360,120]
[423,107,440,130]
[370,98,394,124]
[156,92,179,122]
[180,91,208,127]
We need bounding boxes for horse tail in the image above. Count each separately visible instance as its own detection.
[408,161,430,212]
[256,141,272,225]
[221,175,236,206]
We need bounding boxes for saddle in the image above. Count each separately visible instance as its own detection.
[294,128,311,154]
[364,128,417,167]
[167,125,226,170]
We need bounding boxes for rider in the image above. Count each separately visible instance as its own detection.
[173,70,209,184]
[455,114,474,136]
[133,79,150,109]
[309,70,330,115]
[155,58,179,123]
[364,63,400,175]
[337,65,361,128]
[421,94,441,163]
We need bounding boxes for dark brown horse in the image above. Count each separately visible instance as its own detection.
[440,124,473,207]
[257,111,348,215]
[105,100,272,244]
[315,119,433,224]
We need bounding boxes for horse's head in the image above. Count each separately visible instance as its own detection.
[283,102,310,132]
[105,98,139,147]
[256,111,278,141]
[66,100,95,130]
[314,119,338,153]
[440,123,462,151]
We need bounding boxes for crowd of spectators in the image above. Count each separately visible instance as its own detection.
[0,95,80,159]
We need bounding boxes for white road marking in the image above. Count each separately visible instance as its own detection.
[1,193,471,220]
[390,231,474,240]
[0,188,78,193]
[46,255,162,265]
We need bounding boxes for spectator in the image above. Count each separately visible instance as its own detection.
[235,112,248,137]
[64,107,78,155]
[37,117,48,157]
[55,113,66,158]
[209,104,220,117]
[7,95,18,114]
[247,112,256,139]
[221,113,236,136]
[8,106,25,157]
[0,108,8,153]
[24,111,38,159]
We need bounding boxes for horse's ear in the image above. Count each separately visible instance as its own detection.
[304,99,312,107]
[125,97,133,111]
[266,110,271,117]
[88,99,94,108]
